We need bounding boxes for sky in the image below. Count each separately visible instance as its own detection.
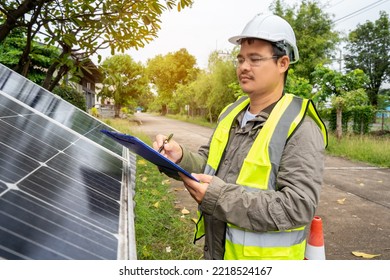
[96,0,390,69]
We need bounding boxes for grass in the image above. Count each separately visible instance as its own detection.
[104,118,203,260]
[326,132,390,167]
[165,113,217,128]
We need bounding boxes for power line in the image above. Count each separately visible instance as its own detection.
[333,0,390,24]
[327,0,346,10]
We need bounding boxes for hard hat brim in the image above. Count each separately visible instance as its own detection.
[228,35,279,45]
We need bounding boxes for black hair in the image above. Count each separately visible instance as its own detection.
[271,41,289,84]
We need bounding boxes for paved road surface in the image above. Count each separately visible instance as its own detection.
[132,112,390,260]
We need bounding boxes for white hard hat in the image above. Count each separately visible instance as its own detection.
[229,13,299,63]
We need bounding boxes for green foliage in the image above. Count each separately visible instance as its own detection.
[378,88,390,110]
[271,0,340,82]
[120,107,129,115]
[99,54,150,117]
[206,52,237,122]
[0,0,194,90]
[345,11,390,106]
[134,158,202,259]
[328,89,375,134]
[311,65,369,103]
[285,69,313,99]
[0,28,59,84]
[52,85,87,111]
[327,133,390,168]
[147,48,198,114]
[90,107,99,117]
[351,106,376,134]
[169,52,237,123]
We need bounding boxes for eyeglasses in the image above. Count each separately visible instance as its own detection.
[233,55,279,67]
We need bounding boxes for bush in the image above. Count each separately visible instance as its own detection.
[90,107,99,117]
[52,85,87,111]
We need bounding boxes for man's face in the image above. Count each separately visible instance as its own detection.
[236,39,283,96]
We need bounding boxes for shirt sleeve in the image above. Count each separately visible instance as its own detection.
[199,118,325,232]
[158,143,209,180]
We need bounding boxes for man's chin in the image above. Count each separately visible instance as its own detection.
[240,87,253,95]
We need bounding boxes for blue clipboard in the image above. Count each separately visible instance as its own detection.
[101,130,199,182]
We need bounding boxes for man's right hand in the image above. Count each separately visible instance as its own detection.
[153,134,183,163]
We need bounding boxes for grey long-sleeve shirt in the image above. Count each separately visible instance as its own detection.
[172,105,325,259]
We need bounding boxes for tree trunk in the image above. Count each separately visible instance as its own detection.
[208,108,213,124]
[0,0,51,42]
[161,104,167,116]
[0,0,36,42]
[42,46,70,90]
[115,103,121,118]
[42,61,59,89]
[14,0,45,77]
[336,107,342,140]
[47,64,69,91]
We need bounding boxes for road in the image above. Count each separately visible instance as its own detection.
[132,112,390,260]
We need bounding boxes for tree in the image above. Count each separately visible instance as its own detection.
[147,48,198,115]
[0,0,53,42]
[331,89,374,139]
[311,65,369,102]
[0,0,194,90]
[206,51,237,122]
[52,85,87,111]
[345,11,390,107]
[99,54,149,117]
[0,28,58,84]
[285,69,313,100]
[312,65,370,138]
[270,0,340,83]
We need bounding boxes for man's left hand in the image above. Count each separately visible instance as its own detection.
[179,173,212,204]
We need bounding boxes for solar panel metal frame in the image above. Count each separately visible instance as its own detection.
[0,63,136,260]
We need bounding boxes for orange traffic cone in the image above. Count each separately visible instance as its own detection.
[304,216,326,260]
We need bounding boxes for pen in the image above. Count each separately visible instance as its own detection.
[158,133,173,153]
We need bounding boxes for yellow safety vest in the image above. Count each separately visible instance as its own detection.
[195,94,327,260]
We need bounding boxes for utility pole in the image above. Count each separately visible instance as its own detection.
[339,49,342,72]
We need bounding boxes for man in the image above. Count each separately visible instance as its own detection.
[154,13,327,260]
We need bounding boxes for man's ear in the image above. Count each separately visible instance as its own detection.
[279,55,290,72]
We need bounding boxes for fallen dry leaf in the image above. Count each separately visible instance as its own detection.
[337,198,346,204]
[352,251,381,259]
[142,176,148,182]
[181,207,190,215]
[153,201,159,208]
[165,246,172,253]
[161,179,170,185]
[191,218,198,224]
[137,159,147,165]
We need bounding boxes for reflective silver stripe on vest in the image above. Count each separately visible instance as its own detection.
[218,96,249,122]
[226,226,306,247]
[267,96,304,190]
[204,164,216,175]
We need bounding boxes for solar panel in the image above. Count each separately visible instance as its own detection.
[0,63,136,260]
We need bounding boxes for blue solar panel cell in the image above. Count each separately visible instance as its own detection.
[0,142,41,183]
[0,63,136,260]
[0,181,7,193]
[47,152,122,201]
[0,190,117,259]
[0,67,123,156]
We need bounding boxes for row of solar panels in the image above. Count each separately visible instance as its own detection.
[0,63,137,260]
